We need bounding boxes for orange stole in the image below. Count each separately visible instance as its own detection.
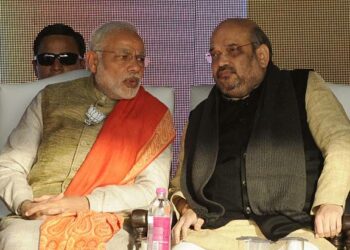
[40,212,124,250]
[65,86,173,195]
[39,86,175,250]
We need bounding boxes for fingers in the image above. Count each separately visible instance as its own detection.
[25,204,47,217]
[315,215,327,238]
[33,195,56,202]
[315,204,343,238]
[316,214,341,238]
[26,194,67,217]
[33,195,51,202]
[173,219,185,245]
[27,213,47,220]
[25,202,65,217]
[172,209,202,245]
[314,216,322,238]
[194,218,204,231]
[172,217,192,244]
[336,213,342,235]
[180,216,195,241]
[50,193,64,201]
[33,193,64,202]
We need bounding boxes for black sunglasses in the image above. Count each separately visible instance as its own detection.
[34,53,81,66]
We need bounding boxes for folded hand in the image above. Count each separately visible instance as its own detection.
[21,193,89,219]
[314,204,343,238]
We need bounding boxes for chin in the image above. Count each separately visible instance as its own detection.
[221,86,250,99]
[119,87,140,99]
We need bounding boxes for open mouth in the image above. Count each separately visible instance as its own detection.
[124,77,140,88]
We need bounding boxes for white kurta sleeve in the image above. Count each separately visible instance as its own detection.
[305,72,350,212]
[0,93,43,214]
[86,146,172,213]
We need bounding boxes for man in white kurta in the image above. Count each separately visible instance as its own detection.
[0,21,174,250]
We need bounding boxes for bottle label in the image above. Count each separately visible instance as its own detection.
[151,216,171,250]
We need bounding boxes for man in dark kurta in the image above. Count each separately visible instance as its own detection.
[170,18,350,250]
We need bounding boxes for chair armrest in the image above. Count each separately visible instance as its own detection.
[343,214,350,249]
[327,213,350,249]
[131,209,148,250]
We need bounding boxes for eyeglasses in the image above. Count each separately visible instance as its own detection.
[94,50,150,67]
[205,42,256,64]
[34,53,81,66]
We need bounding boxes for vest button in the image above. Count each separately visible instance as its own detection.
[245,206,251,215]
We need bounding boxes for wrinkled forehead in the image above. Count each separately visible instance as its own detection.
[210,22,252,49]
[102,30,145,52]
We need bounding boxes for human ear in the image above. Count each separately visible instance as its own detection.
[85,51,98,74]
[255,44,270,68]
[32,60,38,78]
[79,56,86,69]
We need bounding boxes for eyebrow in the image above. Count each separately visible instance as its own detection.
[226,43,240,48]
[209,43,239,52]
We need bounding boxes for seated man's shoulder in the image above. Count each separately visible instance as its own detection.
[44,76,90,92]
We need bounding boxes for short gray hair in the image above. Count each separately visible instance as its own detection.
[251,26,273,60]
[89,21,138,50]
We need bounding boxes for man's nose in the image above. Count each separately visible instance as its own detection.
[127,57,143,73]
[217,52,230,67]
[52,58,64,69]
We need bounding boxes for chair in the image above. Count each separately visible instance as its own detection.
[131,83,350,250]
[0,69,90,150]
[0,69,174,218]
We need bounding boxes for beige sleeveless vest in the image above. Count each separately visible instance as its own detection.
[28,76,116,197]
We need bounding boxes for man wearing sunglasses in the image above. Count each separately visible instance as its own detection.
[170,18,350,250]
[32,23,86,79]
[0,21,174,249]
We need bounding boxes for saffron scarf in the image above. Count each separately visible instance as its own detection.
[39,86,175,249]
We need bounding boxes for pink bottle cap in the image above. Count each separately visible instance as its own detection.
[156,187,167,195]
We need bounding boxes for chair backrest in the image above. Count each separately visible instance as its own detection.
[0,69,89,150]
[190,83,350,118]
[0,70,174,150]
[326,83,350,117]
[190,85,213,110]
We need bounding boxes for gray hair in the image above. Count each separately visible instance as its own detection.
[89,21,138,50]
[251,26,273,60]
[214,18,273,60]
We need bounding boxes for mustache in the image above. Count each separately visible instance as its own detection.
[124,76,141,83]
[217,65,235,76]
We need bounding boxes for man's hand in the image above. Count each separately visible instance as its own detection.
[21,193,89,219]
[314,204,343,238]
[172,208,204,245]
[20,193,64,219]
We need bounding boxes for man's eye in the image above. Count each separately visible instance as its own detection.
[228,47,240,55]
[210,53,219,59]
[137,56,145,62]
[120,55,131,60]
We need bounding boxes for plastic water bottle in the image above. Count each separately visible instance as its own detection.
[147,187,173,250]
